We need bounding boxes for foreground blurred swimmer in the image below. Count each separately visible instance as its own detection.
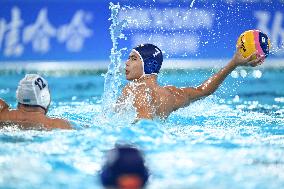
[100,144,149,189]
[0,74,71,130]
[117,44,264,119]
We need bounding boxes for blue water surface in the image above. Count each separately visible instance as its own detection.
[0,67,284,189]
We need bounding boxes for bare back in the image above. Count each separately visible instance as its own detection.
[0,100,71,130]
[120,82,194,119]
[151,86,179,118]
[149,85,198,118]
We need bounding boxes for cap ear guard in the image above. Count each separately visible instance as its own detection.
[144,58,161,75]
[133,44,163,75]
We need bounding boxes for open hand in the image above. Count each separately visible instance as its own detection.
[232,46,265,67]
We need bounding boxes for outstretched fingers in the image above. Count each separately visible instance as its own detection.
[245,52,256,62]
[246,55,264,67]
[236,45,241,51]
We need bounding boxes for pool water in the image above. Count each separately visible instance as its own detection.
[0,67,284,189]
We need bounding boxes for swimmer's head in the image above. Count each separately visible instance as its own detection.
[16,74,51,112]
[132,44,163,75]
[100,144,149,189]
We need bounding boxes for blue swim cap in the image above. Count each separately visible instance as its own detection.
[100,144,149,188]
[133,44,163,75]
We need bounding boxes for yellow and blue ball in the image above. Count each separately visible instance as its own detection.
[237,30,271,60]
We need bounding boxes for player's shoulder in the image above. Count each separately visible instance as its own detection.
[164,85,182,94]
[164,85,178,90]
[48,117,72,130]
[124,82,148,93]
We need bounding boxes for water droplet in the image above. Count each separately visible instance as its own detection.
[231,70,239,78]
[252,70,262,79]
[240,69,247,78]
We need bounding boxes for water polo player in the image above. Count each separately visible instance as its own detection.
[100,144,149,189]
[0,74,71,130]
[117,43,265,119]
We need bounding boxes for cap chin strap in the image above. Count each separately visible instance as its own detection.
[132,49,158,80]
[18,103,48,114]
[138,73,157,81]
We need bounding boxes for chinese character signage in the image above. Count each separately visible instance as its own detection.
[0,0,283,62]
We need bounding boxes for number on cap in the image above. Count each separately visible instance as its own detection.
[35,78,46,90]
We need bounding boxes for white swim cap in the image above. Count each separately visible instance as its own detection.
[16,74,51,110]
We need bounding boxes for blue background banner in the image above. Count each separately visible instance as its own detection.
[0,0,283,62]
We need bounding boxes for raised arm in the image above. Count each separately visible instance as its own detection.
[169,46,264,109]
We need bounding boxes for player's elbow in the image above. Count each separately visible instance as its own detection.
[196,86,215,98]
[202,89,214,97]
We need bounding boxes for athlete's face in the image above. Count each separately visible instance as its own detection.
[125,51,144,81]
[117,174,143,189]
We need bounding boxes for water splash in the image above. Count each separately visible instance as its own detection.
[269,42,284,56]
[190,0,196,8]
[102,2,128,116]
